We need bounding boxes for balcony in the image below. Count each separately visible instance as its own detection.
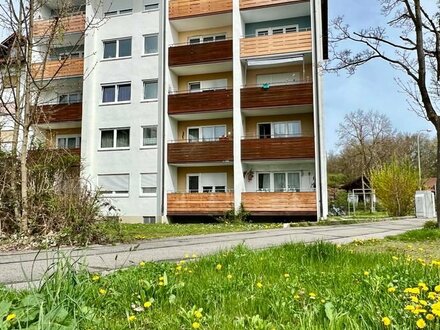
[242,192,317,216]
[169,40,232,67]
[240,0,303,10]
[32,58,84,80]
[241,136,315,161]
[169,0,232,19]
[36,103,82,124]
[241,30,312,58]
[241,82,313,109]
[168,88,233,116]
[168,139,233,164]
[34,14,85,37]
[167,192,234,216]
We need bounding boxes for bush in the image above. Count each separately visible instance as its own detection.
[217,203,250,223]
[423,220,438,230]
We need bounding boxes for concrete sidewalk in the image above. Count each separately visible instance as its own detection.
[0,218,428,288]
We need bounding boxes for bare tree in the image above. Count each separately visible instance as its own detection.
[328,0,440,225]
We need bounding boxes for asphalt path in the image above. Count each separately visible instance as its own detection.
[0,218,427,289]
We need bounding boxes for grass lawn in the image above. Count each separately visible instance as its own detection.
[1,229,440,329]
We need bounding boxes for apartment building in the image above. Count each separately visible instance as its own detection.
[32,0,328,223]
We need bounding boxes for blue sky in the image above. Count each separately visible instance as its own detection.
[324,0,435,153]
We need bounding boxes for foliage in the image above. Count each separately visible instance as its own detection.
[2,242,440,328]
[217,203,251,223]
[424,221,438,230]
[370,158,419,217]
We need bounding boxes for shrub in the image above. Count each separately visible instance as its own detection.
[423,220,438,230]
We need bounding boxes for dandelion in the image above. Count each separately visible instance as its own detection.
[412,296,420,303]
[382,317,391,326]
[92,275,100,281]
[194,310,203,319]
[192,321,201,329]
[6,313,16,322]
[420,300,428,306]
[426,314,435,321]
[405,305,415,311]
[293,294,300,300]
[158,281,164,286]
[227,274,233,280]
[364,271,369,276]
[428,292,437,299]
[99,288,107,295]
[284,273,290,279]
[216,264,222,271]
[144,301,152,308]
[176,265,182,271]
[387,287,396,293]
[139,261,145,267]
[159,276,164,281]
[256,282,263,289]
[184,253,190,258]
[392,256,399,261]
[435,285,440,293]
[309,292,316,299]
[128,315,136,322]
[416,318,426,329]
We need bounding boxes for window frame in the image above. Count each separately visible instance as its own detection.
[98,173,130,197]
[101,82,131,104]
[142,79,159,101]
[143,3,159,12]
[56,134,81,149]
[187,33,227,45]
[143,34,159,55]
[141,125,158,148]
[255,25,299,37]
[186,173,227,193]
[256,171,301,192]
[104,8,133,17]
[140,173,158,196]
[58,91,82,104]
[99,128,130,150]
[103,37,132,60]
[187,125,227,142]
[256,121,301,139]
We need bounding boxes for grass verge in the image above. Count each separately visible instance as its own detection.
[1,238,440,329]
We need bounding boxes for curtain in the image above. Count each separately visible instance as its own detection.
[118,84,131,102]
[273,123,285,137]
[143,127,157,145]
[188,128,199,141]
[144,81,158,99]
[101,130,114,148]
[258,173,270,192]
[214,126,226,138]
[274,173,286,192]
[144,35,158,54]
[288,173,300,192]
[202,127,214,141]
[116,129,130,148]
[287,122,301,136]
[102,86,115,103]
[103,41,116,59]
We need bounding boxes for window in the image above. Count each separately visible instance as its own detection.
[102,83,131,103]
[57,135,81,149]
[104,8,132,16]
[143,80,158,100]
[103,38,132,59]
[143,216,155,224]
[98,174,129,196]
[144,0,159,11]
[257,172,301,192]
[189,82,201,92]
[188,125,226,142]
[187,173,227,193]
[256,72,299,85]
[58,92,82,104]
[255,25,299,37]
[100,128,130,149]
[144,34,158,54]
[142,126,157,146]
[257,121,301,138]
[140,173,157,195]
[188,79,227,91]
[188,34,227,44]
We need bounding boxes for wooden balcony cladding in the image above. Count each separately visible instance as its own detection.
[169,0,232,19]
[168,89,233,115]
[240,0,303,9]
[32,58,84,80]
[167,193,234,215]
[169,40,232,66]
[241,31,312,58]
[36,103,82,124]
[242,192,317,216]
[34,14,85,37]
[241,83,312,109]
[241,137,315,161]
[168,140,233,164]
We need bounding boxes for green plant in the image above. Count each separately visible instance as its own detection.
[217,203,250,223]
[423,220,438,230]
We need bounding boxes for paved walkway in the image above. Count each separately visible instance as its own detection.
[0,218,428,288]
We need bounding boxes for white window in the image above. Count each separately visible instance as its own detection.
[98,174,129,196]
[257,121,301,138]
[104,0,133,16]
[187,173,227,193]
[257,172,301,192]
[103,38,132,59]
[140,173,157,195]
[58,51,84,60]
[142,126,157,146]
[144,0,159,11]
[100,128,130,149]
[188,34,226,44]
[143,216,155,224]
[102,83,131,103]
[143,80,158,100]
[57,135,81,149]
[144,34,158,54]
[255,25,299,37]
[187,125,226,142]
[58,92,82,104]
[188,79,227,92]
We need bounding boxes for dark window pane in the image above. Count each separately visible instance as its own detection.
[188,176,199,193]
[102,86,115,103]
[116,129,130,148]
[144,35,158,54]
[143,81,158,99]
[118,38,132,57]
[103,41,116,58]
[143,127,157,146]
[118,84,131,102]
[101,130,114,148]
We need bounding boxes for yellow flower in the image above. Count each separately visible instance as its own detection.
[364,271,369,276]
[159,276,164,281]
[92,275,100,281]
[284,273,290,278]
[392,256,399,261]
[428,292,437,299]
[412,296,420,303]
[192,254,198,258]
[158,281,164,286]
[416,318,426,329]
[388,287,396,293]
[256,282,263,289]
[309,292,316,299]
[227,274,233,280]
[192,321,201,329]
[128,315,136,322]
[144,301,152,308]
[194,310,203,319]
[382,317,391,326]
[405,305,415,311]
[176,265,182,271]
[293,294,300,300]
[435,285,440,293]
[426,314,435,321]
[6,313,16,322]
[99,288,107,295]
[420,300,428,306]
[139,261,145,267]
[216,264,222,271]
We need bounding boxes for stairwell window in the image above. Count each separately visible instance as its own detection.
[100,128,130,149]
[102,83,131,103]
[140,173,157,196]
[144,34,158,55]
[103,38,132,59]
[98,174,129,197]
[144,0,159,12]
[143,80,158,101]
[142,126,157,146]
